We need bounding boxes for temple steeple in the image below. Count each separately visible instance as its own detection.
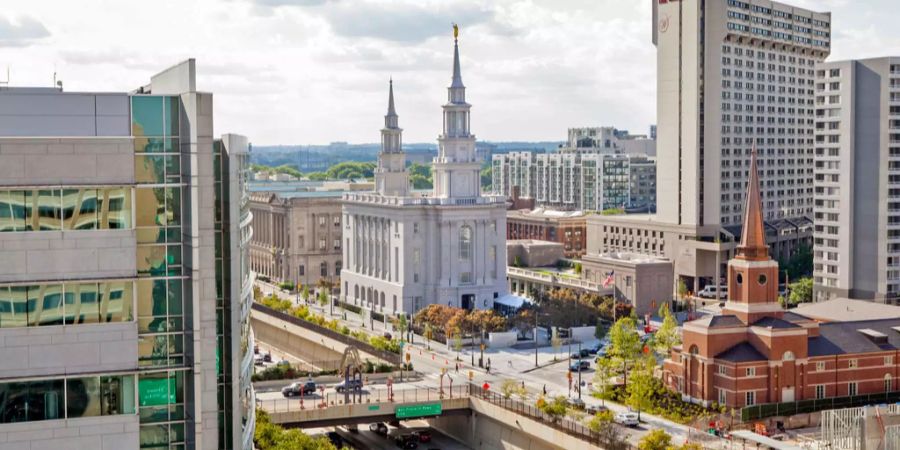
[736,146,768,261]
[449,23,465,103]
[375,79,407,196]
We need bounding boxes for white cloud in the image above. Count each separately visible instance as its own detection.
[0,0,899,145]
[0,15,49,47]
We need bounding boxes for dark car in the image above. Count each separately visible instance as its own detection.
[325,431,342,447]
[281,381,316,397]
[586,404,609,415]
[335,379,363,393]
[394,434,418,449]
[369,422,389,436]
[415,430,432,443]
[383,332,393,340]
[570,348,591,359]
[262,353,272,362]
[569,360,590,372]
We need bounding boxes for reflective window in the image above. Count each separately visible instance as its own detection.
[0,379,65,423]
[0,191,26,231]
[0,188,131,232]
[66,375,135,419]
[0,282,131,328]
[132,96,165,137]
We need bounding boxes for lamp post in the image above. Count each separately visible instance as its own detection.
[577,342,583,400]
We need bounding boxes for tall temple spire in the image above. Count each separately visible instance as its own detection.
[736,145,768,261]
[451,24,464,89]
[387,77,397,118]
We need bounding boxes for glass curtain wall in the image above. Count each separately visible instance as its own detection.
[132,95,188,450]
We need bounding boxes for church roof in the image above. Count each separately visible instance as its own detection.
[752,317,801,329]
[692,314,744,328]
[715,342,767,363]
[736,146,769,261]
[808,318,900,356]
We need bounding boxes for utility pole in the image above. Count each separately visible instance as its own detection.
[577,342,583,400]
[534,310,539,367]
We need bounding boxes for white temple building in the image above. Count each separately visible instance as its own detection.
[341,28,508,317]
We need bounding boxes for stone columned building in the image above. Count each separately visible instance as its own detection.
[341,29,508,317]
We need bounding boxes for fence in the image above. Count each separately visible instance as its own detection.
[741,390,900,422]
[251,302,402,365]
[468,383,622,447]
[258,385,471,413]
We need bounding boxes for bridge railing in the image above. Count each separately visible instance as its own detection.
[258,385,471,414]
[469,383,609,446]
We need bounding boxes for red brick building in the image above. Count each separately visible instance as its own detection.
[506,209,586,259]
[665,150,900,409]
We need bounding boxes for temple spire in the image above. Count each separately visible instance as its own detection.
[387,77,397,117]
[736,145,768,260]
[451,24,464,89]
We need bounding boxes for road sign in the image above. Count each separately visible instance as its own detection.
[368,405,380,411]
[395,402,442,419]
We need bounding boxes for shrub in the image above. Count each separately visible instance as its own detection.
[260,294,292,312]
[340,326,350,335]
[278,281,295,291]
[537,396,567,422]
[638,429,672,450]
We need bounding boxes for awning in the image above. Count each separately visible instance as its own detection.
[729,430,802,449]
[494,294,527,309]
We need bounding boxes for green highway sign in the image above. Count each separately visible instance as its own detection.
[395,402,442,419]
[368,405,380,411]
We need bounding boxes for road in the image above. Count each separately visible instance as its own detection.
[254,282,730,448]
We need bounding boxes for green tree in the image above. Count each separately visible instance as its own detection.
[638,429,672,450]
[574,262,583,275]
[780,243,813,279]
[592,356,617,405]
[255,409,339,450]
[608,317,641,387]
[480,164,492,190]
[787,277,813,306]
[424,323,434,350]
[326,161,376,180]
[536,395,567,423]
[652,304,681,357]
[587,410,627,450]
[302,285,310,303]
[306,172,328,181]
[273,164,303,179]
[317,289,328,307]
[550,328,563,361]
[625,357,656,421]
[408,163,433,189]
[396,314,408,342]
[452,328,463,361]
[676,279,688,300]
[501,379,525,399]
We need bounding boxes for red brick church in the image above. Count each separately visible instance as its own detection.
[664,149,900,408]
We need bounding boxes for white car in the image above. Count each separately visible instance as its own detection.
[698,286,727,299]
[614,412,639,427]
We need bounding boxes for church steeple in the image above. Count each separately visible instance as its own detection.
[736,146,768,261]
[376,79,407,196]
[448,23,466,104]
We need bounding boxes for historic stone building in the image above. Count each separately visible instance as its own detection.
[340,29,508,317]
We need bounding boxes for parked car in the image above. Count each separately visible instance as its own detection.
[262,353,272,362]
[281,381,316,397]
[369,422,389,436]
[569,360,590,372]
[383,332,393,340]
[698,286,727,299]
[614,412,640,427]
[394,433,419,449]
[566,397,585,410]
[586,404,609,415]
[253,354,265,366]
[276,359,291,367]
[570,348,591,359]
[335,379,363,393]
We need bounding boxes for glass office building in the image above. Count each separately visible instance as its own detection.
[0,59,253,450]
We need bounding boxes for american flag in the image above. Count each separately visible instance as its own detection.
[602,271,615,288]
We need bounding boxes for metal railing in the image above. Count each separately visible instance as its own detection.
[469,383,618,447]
[742,390,900,422]
[258,385,471,414]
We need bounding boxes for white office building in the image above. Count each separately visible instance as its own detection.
[812,57,900,303]
[341,32,508,316]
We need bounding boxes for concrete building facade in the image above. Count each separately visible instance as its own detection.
[341,31,508,317]
[248,191,344,288]
[506,209,586,259]
[0,61,254,450]
[581,252,674,317]
[812,57,900,303]
[491,151,657,212]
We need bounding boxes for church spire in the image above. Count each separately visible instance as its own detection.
[736,145,768,261]
[385,78,398,129]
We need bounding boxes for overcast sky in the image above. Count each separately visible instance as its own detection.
[1,0,899,145]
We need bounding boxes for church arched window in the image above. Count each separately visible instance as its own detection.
[459,225,473,261]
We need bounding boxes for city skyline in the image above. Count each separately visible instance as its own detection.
[2,0,899,145]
